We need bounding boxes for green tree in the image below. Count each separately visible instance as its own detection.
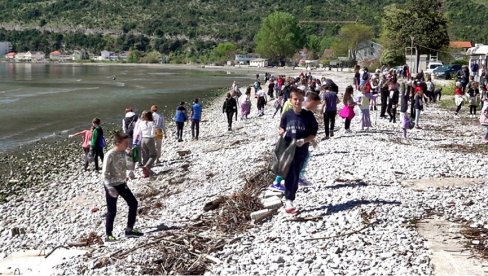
[380,49,405,66]
[127,50,142,63]
[255,11,304,65]
[332,23,373,63]
[140,50,161,63]
[380,0,449,68]
[210,42,237,64]
[305,34,321,58]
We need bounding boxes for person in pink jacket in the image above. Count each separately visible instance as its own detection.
[69,126,94,171]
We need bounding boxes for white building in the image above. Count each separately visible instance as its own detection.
[249,58,268,67]
[467,44,488,70]
[235,53,260,65]
[14,51,45,62]
[0,41,12,56]
[355,41,383,64]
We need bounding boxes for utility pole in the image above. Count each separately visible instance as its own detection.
[410,36,416,74]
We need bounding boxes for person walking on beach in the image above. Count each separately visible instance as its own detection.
[353,65,361,90]
[339,86,356,133]
[414,87,425,129]
[223,93,237,131]
[298,92,321,186]
[122,107,138,140]
[191,98,202,140]
[256,88,267,116]
[279,88,318,214]
[175,102,188,142]
[90,118,105,172]
[379,74,389,119]
[102,131,143,242]
[240,87,252,120]
[468,82,480,117]
[136,111,157,177]
[479,96,488,143]
[387,79,400,123]
[268,79,275,99]
[272,93,284,119]
[359,86,372,131]
[399,82,410,139]
[321,84,339,139]
[454,81,465,117]
[69,126,94,171]
[151,105,167,163]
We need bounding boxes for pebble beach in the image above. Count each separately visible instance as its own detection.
[1,69,488,275]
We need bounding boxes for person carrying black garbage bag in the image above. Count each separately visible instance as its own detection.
[279,87,318,214]
[223,93,237,131]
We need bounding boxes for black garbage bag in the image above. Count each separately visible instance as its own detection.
[270,136,296,178]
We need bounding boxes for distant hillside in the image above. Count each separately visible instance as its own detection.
[0,0,486,59]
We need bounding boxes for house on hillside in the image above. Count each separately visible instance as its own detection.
[0,41,12,56]
[29,51,46,62]
[50,50,74,61]
[355,41,383,65]
[15,52,27,61]
[235,53,261,65]
[5,52,16,60]
[449,41,472,60]
[15,51,45,62]
[249,58,268,67]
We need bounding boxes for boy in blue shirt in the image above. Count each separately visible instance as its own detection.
[279,88,318,214]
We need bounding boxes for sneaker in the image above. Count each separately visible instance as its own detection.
[285,200,299,214]
[105,235,117,242]
[270,182,285,192]
[330,131,334,137]
[125,229,144,238]
[298,178,312,186]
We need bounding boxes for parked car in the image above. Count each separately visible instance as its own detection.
[425,61,443,74]
[432,64,462,79]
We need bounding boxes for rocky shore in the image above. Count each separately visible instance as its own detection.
[1,70,488,275]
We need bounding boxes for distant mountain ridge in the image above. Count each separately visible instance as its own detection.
[0,0,486,56]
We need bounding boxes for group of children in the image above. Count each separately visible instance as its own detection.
[68,100,205,241]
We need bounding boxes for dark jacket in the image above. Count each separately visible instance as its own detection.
[223,97,237,113]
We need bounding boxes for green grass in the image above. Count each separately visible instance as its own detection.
[436,80,456,96]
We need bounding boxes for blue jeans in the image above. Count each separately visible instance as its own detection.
[284,149,308,201]
[415,109,421,126]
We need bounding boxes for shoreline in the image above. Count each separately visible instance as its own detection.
[0,86,228,202]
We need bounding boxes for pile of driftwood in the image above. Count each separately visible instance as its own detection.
[85,166,274,275]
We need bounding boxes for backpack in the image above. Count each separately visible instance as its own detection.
[124,115,138,137]
[426,81,434,92]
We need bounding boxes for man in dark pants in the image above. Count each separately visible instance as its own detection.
[380,79,389,118]
[321,84,339,139]
[223,93,237,131]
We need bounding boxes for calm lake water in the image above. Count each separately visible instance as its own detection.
[0,63,250,153]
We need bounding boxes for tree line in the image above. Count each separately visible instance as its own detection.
[0,0,462,66]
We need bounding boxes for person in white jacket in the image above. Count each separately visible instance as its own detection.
[134,110,156,178]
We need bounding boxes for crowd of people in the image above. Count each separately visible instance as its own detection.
[65,64,488,241]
